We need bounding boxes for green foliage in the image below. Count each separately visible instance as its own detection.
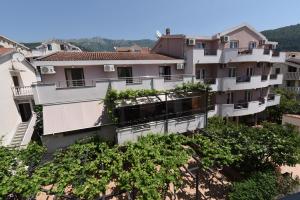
[229,171,278,200]
[206,117,300,172]
[0,142,46,198]
[172,82,211,93]
[267,88,300,123]
[262,24,300,51]
[33,105,43,135]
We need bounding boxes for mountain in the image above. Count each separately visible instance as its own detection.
[261,24,300,51]
[22,37,156,52]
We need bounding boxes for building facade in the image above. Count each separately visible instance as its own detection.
[0,48,37,147]
[31,24,285,151]
[152,23,285,123]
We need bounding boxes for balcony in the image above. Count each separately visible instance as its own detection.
[12,86,33,99]
[187,48,222,64]
[285,72,300,80]
[269,74,283,85]
[266,94,281,107]
[217,99,267,117]
[270,51,286,63]
[286,87,300,94]
[116,114,205,144]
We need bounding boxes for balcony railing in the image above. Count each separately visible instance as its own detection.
[12,86,33,97]
[236,75,251,83]
[270,74,278,80]
[160,75,184,82]
[261,75,268,81]
[285,72,300,80]
[119,77,143,85]
[204,49,218,56]
[56,79,97,88]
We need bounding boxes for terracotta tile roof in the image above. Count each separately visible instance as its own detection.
[0,48,13,56]
[38,51,178,61]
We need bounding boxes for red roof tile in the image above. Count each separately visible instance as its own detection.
[38,51,179,61]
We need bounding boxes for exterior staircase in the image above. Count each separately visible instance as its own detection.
[9,122,29,148]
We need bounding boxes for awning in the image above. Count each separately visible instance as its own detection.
[43,100,103,135]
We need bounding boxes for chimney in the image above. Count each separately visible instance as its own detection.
[166,28,170,35]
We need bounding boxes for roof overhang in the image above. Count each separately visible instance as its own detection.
[33,59,185,67]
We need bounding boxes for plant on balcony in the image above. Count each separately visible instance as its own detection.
[172,82,211,94]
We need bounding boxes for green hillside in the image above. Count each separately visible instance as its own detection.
[261,24,300,51]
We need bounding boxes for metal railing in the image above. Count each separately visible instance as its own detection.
[160,75,184,82]
[12,86,33,97]
[204,49,218,56]
[269,74,278,80]
[286,87,300,94]
[119,77,143,85]
[56,79,95,88]
[236,75,251,83]
[285,72,300,80]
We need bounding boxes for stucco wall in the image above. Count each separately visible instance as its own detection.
[0,55,36,145]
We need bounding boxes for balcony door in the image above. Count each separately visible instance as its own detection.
[227,92,234,104]
[159,66,171,80]
[228,68,236,77]
[245,91,252,102]
[117,67,133,83]
[65,68,85,87]
[18,103,32,122]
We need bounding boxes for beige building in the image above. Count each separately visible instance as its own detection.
[282,114,300,132]
[0,48,37,147]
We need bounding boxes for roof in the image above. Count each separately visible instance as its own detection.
[0,48,14,56]
[37,51,179,61]
[43,100,103,135]
[0,35,30,50]
[213,23,267,40]
[283,114,300,120]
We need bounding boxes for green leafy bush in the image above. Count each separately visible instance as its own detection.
[229,171,278,200]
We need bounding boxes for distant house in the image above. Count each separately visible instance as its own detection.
[31,39,82,58]
[0,35,31,56]
[114,44,150,53]
[0,47,37,147]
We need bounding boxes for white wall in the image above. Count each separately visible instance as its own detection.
[0,54,37,145]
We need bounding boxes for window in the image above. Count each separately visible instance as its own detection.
[12,76,20,87]
[65,68,85,87]
[246,67,254,76]
[117,67,133,83]
[196,42,206,49]
[60,44,65,50]
[228,68,236,77]
[196,68,205,79]
[47,44,52,51]
[159,66,171,80]
[245,91,251,102]
[248,41,257,49]
[227,92,233,104]
[275,68,280,74]
[230,40,239,49]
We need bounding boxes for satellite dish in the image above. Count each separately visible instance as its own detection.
[156,30,162,39]
[12,53,25,62]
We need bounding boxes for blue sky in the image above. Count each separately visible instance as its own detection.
[1,0,300,42]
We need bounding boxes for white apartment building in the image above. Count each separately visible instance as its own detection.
[31,39,82,58]
[0,48,37,147]
[31,23,285,151]
[0,35,31,56]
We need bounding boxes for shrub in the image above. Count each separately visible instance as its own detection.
[229,171,278,200]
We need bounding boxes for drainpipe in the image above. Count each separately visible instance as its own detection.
[164,92,168,134]
[205,87,209,128]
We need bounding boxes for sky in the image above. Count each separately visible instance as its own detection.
[1,0,300,42]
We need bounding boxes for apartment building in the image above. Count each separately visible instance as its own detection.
[152,23,285,123]
[277,52,300,95]
[30,39,82,58]
[0,48,37,147]
[31,23,285,151]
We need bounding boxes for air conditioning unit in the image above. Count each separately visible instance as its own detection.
[259,40,266,45]
[176,63,184,70]
[104,64,115,72]
[40,66,55,74]
[187,38,196,46]
[221,35,230,43]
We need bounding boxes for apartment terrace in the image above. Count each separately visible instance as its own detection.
[188,47,286,64]
[11,86,33,99]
